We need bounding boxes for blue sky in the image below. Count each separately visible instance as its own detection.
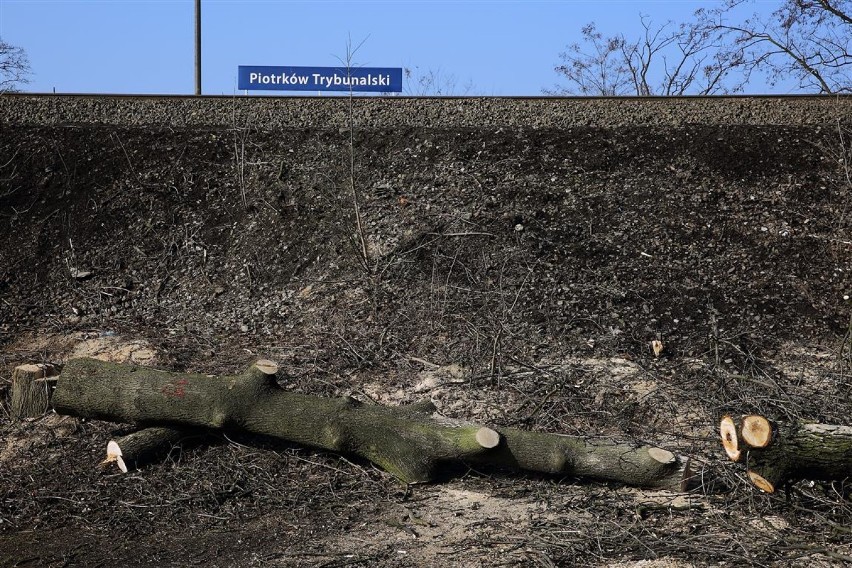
[1,0,782,95]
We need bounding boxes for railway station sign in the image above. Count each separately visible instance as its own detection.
[238,65,403,92]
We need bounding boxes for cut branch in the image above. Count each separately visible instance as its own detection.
[53,358,697,490]
[103,427,189,473]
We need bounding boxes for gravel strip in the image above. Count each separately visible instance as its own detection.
[1,94,850,129]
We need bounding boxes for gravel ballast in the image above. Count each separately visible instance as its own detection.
[1,94,850,129]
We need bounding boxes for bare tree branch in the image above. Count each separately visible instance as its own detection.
[549,2,850,95]
[698,0,851,93]
[815,0,852,26]
[0,38,31,92]
[547,17,743,96]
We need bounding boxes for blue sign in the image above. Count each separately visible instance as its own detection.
[238,66,403,92]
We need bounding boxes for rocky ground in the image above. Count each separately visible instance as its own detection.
[1,97,851,566]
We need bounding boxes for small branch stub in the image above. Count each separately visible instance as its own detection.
[741,415,773,448]
[680,458,696,492]
[254,359,278,376]
[720,415,741,462]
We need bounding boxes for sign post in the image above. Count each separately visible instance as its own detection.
[195,0,201,95]
[238,66,403,93]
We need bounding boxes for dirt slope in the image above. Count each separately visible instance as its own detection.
[1,97,851,566]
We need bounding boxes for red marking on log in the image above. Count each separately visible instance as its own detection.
[161,381,187,398]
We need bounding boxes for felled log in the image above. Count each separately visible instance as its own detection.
[52,357,698,490]
[720,414,852,493]
[10,364,59,420]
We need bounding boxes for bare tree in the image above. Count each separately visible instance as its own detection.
[0,38,31,92]
[547,23,632,96]
[697,0,852,93]
[547,16,744,96]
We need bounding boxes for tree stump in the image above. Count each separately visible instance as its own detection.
[10,363,59,420]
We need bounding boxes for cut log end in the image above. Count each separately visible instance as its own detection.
[254,359,279,376]
[720,415,741,462]
[647,447,676,465]
[102,440,128,473]
[741,415,772,448]
[106,440,122,459]
[748,470,775,493]
[475,427,501,449]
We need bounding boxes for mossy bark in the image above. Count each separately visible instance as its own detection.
[53,358,692,489]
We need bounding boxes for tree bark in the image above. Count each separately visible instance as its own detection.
[719,415,852,493]
[10,364,58,420]
[53,357,697,490]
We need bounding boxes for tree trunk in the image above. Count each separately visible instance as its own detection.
[53,357,697,490]
[719,415,852,493]
[10,364,58,420]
